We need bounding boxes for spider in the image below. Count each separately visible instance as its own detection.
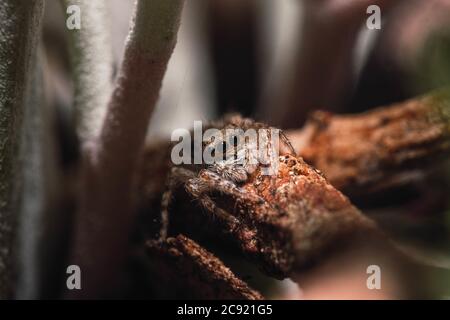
[159,114,295,240]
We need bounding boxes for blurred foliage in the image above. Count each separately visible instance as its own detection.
[401,31,450,298]
[417,28,450,91]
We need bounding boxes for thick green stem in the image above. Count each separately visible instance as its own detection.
[62,0,113,144]
[70,0,184,297]
[0,0,44,298]
[16,48,66,299]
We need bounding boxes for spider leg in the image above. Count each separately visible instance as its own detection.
[184,178,240,230]
[256,122,295,155]
[196,170,286,224]
[160,167,196,240]
[198,194,240,231]
[198,169,265,205]
[280,130,296,155]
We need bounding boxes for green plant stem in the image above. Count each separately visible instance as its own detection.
[62,0,113,144]
[0,0,44,298]
[70,0,184,298]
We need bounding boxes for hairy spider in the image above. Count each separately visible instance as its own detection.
[159,114,295,240]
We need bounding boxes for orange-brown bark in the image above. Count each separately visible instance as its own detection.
[292,90,450,197]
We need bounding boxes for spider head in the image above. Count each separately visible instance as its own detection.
[201,117,295,179]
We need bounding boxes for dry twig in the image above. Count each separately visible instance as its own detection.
[138,91,450,283]
[138,141,381,280]
[290,89,450,197]
[146,235,263,299]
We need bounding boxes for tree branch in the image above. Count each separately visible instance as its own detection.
[146,235,263,299]
[292,89,450,197]
[0,0,44,298]
[138,148,382,279]
[137,90,450,280]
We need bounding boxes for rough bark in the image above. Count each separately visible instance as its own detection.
[0,0,44,299]
[292,89,450,197]
[70,0,184,298]
[138,146,381,279]
[139,91,450,204]
[137,90,450,279]
[146,235,263,299]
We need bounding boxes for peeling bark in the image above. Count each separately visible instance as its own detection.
[137,90,450,280]
[139,91,450,205]
[138,144,381,279]
[292,89,450,197]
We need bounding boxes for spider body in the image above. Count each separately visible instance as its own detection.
[152,115,376,278]
[160,115,294,240]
